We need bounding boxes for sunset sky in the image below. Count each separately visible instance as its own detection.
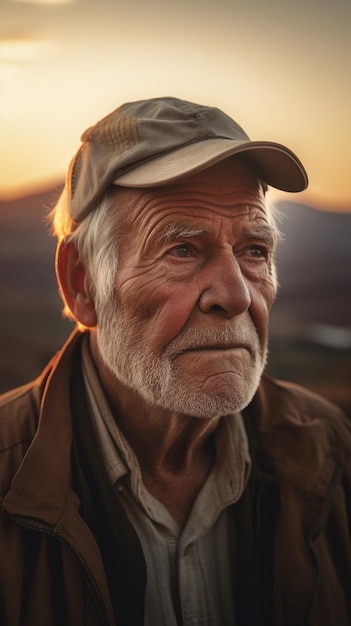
[1,0,350,210]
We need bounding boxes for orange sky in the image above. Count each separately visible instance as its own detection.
[1,0,350,211]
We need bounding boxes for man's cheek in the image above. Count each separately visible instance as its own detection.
[142,289,200,348]
[251,278,276,312]
[264,279,277,311]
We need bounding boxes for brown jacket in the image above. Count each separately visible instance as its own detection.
[0,330,350,626]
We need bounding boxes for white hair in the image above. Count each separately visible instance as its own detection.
[51,186,122,323]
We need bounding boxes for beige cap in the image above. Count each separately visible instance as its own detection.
[67,97,308,222]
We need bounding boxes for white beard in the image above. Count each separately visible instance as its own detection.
[96,293,266,418]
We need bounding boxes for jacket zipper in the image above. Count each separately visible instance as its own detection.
[12,515,111,626]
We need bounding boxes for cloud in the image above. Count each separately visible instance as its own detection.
[12,0,75,5]
[0,36,57,62]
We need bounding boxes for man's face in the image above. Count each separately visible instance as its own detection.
[96,157,277,418]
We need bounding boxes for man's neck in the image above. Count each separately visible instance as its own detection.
[90,333,220,527]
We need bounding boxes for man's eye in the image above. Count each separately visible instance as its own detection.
[247,245,268,258]
[169,244,194,258]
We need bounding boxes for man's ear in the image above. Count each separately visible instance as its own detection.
[56,240,97,328]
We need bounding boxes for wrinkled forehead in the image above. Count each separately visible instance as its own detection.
[109,154,269,225]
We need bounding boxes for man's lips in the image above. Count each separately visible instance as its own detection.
[162,323,261,361]
[185,343,247,350]
[174,343,253,356]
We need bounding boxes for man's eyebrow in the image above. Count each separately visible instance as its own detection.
[241,224,281,248]
[155,222,213,243]
[154,222,281,249]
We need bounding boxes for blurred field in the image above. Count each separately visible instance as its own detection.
[266,339,351,416]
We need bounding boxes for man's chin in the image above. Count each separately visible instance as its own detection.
[143,381,259,419]
[151,361,263,418]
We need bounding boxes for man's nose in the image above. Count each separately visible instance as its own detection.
[198,251,251,317]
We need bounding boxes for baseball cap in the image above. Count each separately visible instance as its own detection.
[67,96,308,222]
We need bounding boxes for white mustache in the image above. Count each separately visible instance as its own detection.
[163,322,260,360]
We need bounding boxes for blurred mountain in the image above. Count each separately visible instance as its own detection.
[0,187,350,413]
[270,201,351,333]
[0,185,63,296]
[266,201,351,414]
[0,184,72,393]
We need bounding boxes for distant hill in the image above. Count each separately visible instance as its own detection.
[0,185,63,295]
[270,201,351,331]
[0,186,350,413]
[0,184,72,393]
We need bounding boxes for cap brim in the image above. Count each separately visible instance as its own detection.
[113,138,308,192]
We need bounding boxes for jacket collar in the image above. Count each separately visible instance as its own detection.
[246,375,351,535]
[3,330,83,526]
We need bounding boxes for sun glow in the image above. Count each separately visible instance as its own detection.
[13,0,75,5]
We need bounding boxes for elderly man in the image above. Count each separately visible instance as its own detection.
[0,97,350,626]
